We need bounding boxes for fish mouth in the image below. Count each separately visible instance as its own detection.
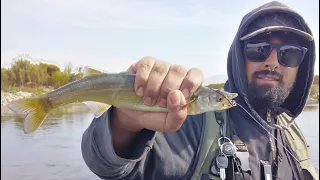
[227,100,237,107]
[216,90,238,100]
[222,100,237,108]
[230,100,237,106]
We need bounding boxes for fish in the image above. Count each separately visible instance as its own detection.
[7,66,238,134]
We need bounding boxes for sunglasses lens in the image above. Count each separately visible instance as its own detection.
[245,41,271,62]
[279,45,305,67]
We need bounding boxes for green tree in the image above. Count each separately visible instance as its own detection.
[1,68,9,89]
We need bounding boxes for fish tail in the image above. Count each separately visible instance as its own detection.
[7,97,52,134]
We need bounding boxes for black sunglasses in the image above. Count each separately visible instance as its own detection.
[243,40,308,67]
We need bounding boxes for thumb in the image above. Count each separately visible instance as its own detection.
[164,90,188,132]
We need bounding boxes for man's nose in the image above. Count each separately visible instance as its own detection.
[263,48,279,70]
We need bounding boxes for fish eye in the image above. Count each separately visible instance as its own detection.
[217,97,222,102]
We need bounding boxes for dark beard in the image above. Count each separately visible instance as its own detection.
[247,70,292,114]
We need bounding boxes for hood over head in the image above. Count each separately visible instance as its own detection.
[224,1,316,127]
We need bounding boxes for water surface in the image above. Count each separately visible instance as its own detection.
[1,105,319,180]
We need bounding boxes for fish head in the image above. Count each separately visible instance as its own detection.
[188,87,238,114]
[215,89,238,109]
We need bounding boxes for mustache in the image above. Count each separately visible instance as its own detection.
[252,70,283,81]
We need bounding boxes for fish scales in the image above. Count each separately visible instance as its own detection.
[46,74,135,103]
[6,68,238,134]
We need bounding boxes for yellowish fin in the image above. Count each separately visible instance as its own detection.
[83,101,111,117]
[7,98,51,134]
[83,66,103,77]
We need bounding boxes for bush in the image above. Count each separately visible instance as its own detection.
[310,84,319,95]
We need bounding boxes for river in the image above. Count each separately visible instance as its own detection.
[1,105,319,180]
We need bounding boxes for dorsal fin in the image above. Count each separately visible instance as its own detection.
[83,66,103,77]
[119,71,131,74]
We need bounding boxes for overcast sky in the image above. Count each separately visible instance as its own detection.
[1,0,319,77]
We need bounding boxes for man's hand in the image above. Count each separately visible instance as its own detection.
[112,56,204,133]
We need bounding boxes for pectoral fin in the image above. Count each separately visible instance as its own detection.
[83,101,111,117]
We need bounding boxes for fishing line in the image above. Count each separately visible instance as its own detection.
[207,87,299,162]
[236,103,299,162]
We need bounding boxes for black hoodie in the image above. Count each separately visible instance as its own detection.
[224,1,316,179]
[224,0,315,132]
[81,1,316,180]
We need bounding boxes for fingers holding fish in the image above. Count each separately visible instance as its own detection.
[163,90,188,132]
[143,61,170,106]
[179,68,204,99]
[129,57,202,108]
[157,65,187,107]
[129,57,155,97]
[138,90,188,132]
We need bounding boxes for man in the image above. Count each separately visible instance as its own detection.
[81,1,318,179]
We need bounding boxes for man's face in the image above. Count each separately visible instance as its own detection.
[244,33,302,109]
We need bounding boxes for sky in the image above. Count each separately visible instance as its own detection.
[1,0,319,77]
